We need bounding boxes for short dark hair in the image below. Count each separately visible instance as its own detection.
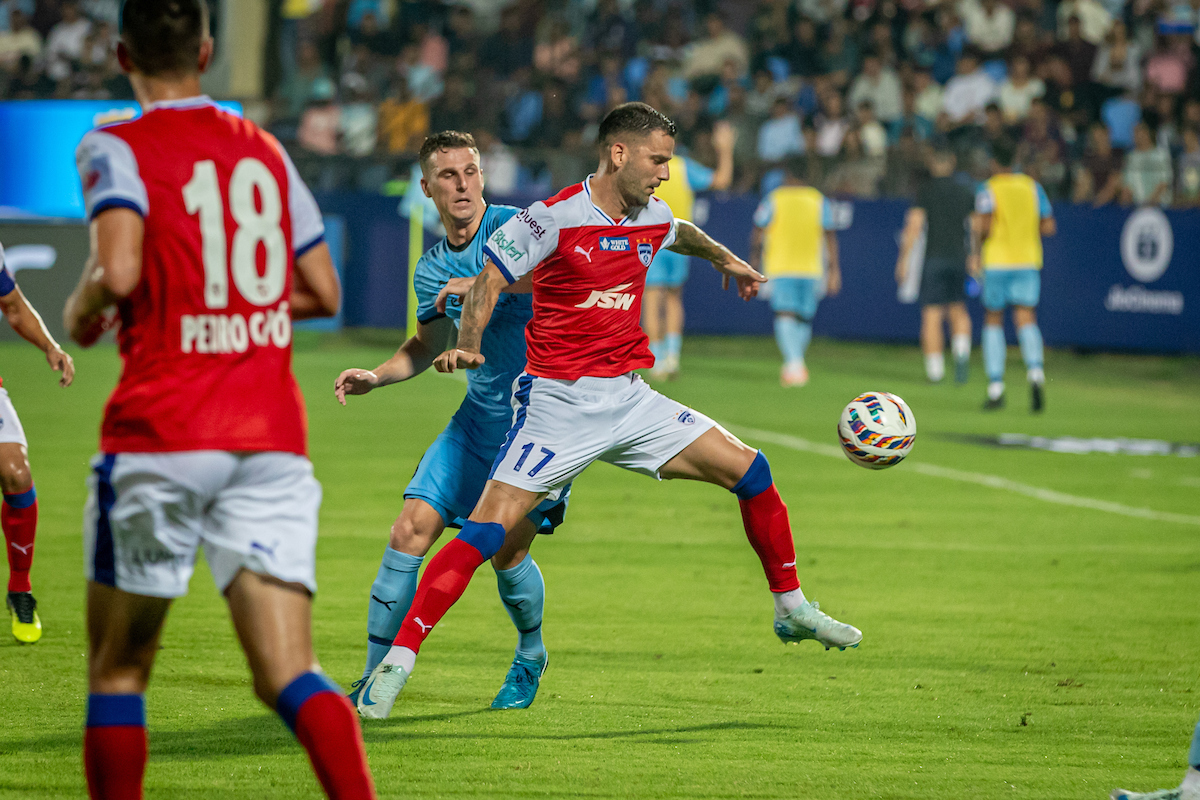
[991,137,1017,167]
[784,155,807,179]
[597,102,677,147]
[120,0,208,76]
[419,130,478,173]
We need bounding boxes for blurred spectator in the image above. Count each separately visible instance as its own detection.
[1054,17,1099,91]
[348,11,397,57]
[0,8,39,71]
[1146,94,1181,152]
[297,78,340,156]
[1102,91,1142,148]
[960,0,1016,55]
[532,82,580,149]
[0,1,34,34]
[913,69,944,122]
[820,19,860,89]
[757,96,805,162]
[279,40,330,119]
[783,17,822,77]
[479,6,533,80]
[1144,35,1193,96]
[1176,127,1200,207]
[814,90,852,156]
[338,74,378,157]
[475,128,518,196]
[826,129,884,197]
[901,15,939,70]
[883,127,927,196]
[1121,121,1173,205]
[999,55,1046,123]
[44,0,90,82]
[80,0,118,26]
[1091,21,1142,98]
[1018,99,1068,196]
[1011,15,1052,63]
[942,50,998,127]
[1056,0,1112,44]
[1073,122,1124,204]
[586,0,637,59]
[429,72,475,134]
[683,13,749,81]
[533,16,582,84]
[890,89,935,142]
[848,52,902,123]
[856,101,888,156]
[398,42,442,103]
[378,78,429,155]
[5,51,51,97]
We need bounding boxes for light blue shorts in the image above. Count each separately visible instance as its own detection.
[645,249,690,288]
[405,412,569,533]
[982,268,1041,311]
[768,276,823,319]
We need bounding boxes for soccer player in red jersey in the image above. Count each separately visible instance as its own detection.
[358,103,863,718]
[0,241,74,644]
[62,2,374,798]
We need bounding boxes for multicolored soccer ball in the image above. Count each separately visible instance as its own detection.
[837,392,916,469]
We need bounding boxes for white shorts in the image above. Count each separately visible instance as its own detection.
[0,388,28,446]
[490,373,716,494]
[83,451,321,598]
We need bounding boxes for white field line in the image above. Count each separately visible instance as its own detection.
[727,424,1200,527]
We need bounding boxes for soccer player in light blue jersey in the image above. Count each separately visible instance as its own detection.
[335,131,567,710]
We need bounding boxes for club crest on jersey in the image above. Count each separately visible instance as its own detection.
[575,282,635,310]
[674,410,696,425]
[598,236,629,252]
[636,238,654,267]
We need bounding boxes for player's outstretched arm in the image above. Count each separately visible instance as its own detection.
[895,207,925,284]
[433,260,506,373]
[291,242,341,320]
[64,208,143,347]
[334,315,454,405]
[0,286,74,387]
[668,219,765,300]
[825,230,842,296]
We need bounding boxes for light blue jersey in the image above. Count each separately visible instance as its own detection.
[407,204,568,531]
[413,204,531,442]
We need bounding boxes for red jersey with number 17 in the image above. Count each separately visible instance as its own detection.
[481,178,678,380]
[75,96,326,455]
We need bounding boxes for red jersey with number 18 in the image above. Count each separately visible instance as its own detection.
[75,96,326,455]
[481,178,677,380]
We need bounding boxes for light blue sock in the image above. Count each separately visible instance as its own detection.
[774,315,803,365]
[664,333,682,360]
[982,324,1007,383]
[1189,714,1200,768]
[363,547,423,680]
[494,553,546,664]
[649,340,663,361]
[795,319,812,362]
[1017,323,1044,372]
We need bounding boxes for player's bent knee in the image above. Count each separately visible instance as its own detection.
[731,451,773,501]
[390,512,441,555]
[457,520,507,561]
[0,457,31,495]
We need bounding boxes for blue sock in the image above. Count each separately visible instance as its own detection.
[1190,714,1200,769]
[664,333,682,360]
[774,315,803,365]
[649,340,663,361]
[494,553,546,664]
[982,324,1006,383]
[363,547,424,680]
[1017,323,1044,373]
[795,319,812,362]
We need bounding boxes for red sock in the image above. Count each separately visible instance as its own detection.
[84,694,147,800]
[738,484,801,593]
[3,489,37,593]
[393,537,486,652]
[293,692,376,800]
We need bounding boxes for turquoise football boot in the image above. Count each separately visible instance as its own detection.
[491,654,548,709]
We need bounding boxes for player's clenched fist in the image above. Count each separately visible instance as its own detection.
[334,369,380,405]
[434,349,485,373]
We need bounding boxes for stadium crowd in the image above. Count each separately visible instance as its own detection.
[2,0,1200,205]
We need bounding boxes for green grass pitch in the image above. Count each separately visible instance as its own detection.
[1,334,1198,799]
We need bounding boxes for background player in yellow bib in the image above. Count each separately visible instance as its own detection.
[642,122,734,381]
[750,157,841,387]
[971,139,1056,412]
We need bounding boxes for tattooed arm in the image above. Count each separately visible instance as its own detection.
[668,219,766,300]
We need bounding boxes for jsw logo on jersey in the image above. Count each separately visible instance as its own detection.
[575,283,636,310]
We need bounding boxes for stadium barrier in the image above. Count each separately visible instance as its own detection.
[2,195,1196,353]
